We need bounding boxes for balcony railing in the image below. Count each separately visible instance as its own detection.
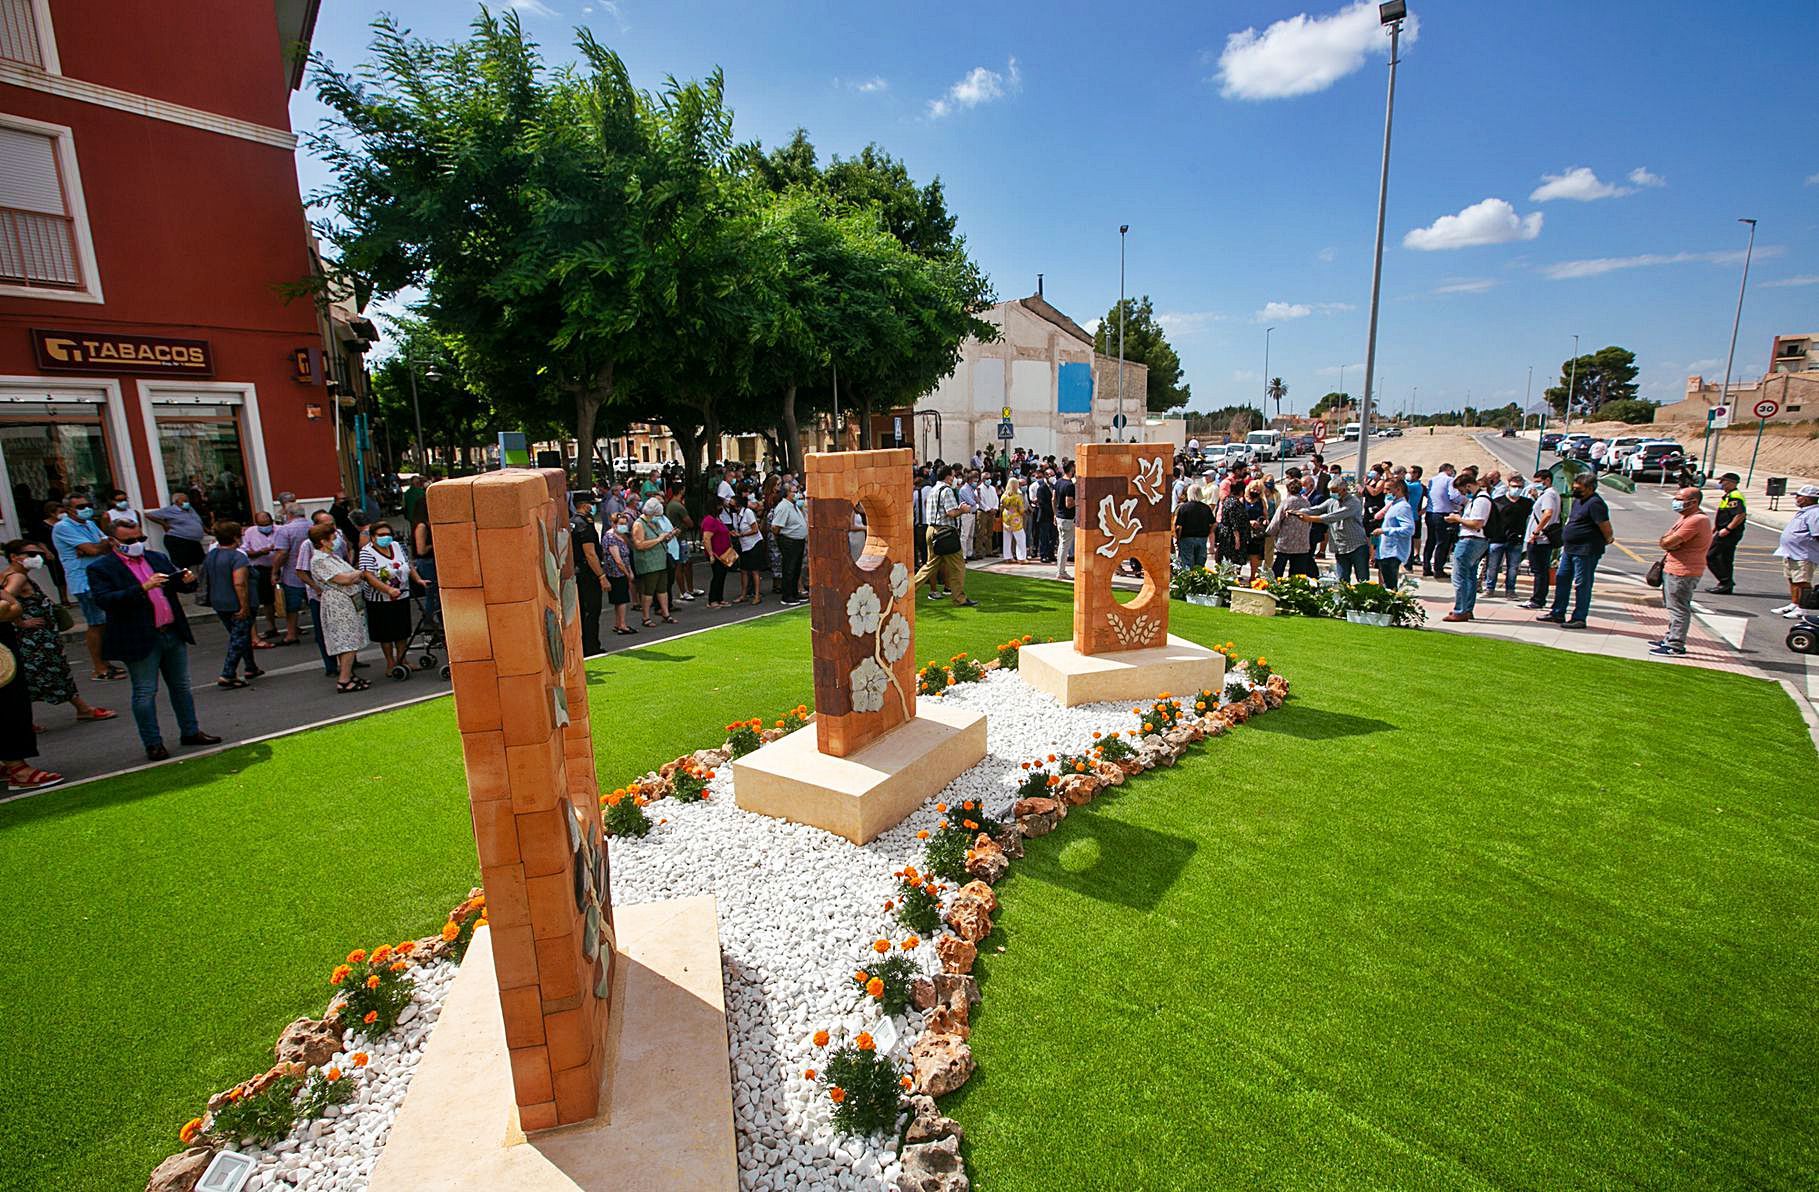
[0,0,43,67]
[0,206,82,289]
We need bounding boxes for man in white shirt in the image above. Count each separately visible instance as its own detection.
[1771,484,1819,616]
[973,471,999,558]
[956,471,980,560]
[1443,475,1493,622]
[768,481,809,604]
[1520,468,1562,610]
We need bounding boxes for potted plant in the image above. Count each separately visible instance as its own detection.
[1339,582,1421,627]
[1265,574,1328,618]
[1170,563,1242,607]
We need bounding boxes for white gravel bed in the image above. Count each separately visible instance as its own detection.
[235,959,459,1191]
[227,666,1241,1191]
[605,670,1151,1191]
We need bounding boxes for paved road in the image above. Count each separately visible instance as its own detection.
[11,589,793,796]
[1475,431,1815,692]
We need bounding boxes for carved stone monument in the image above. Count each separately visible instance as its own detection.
[1019,442,1224,705]
[733,448,985,843]
[369,469,735,1191]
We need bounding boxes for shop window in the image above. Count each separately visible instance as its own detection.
[0,116,98,301]
[156,413,253,525]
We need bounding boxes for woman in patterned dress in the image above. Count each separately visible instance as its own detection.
[1,540,115,726]
[308,522,396,692]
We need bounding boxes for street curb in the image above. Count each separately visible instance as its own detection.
[1776,678,1819,757]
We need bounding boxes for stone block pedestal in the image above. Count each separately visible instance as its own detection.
[1018,635,1226,708]
[732,703,987,844]
[369,898,736,1192]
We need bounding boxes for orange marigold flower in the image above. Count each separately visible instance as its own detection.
[1047,753,1056,763]
[883,899,895,911]
[902,935,921,950]
[916,829,930,840]
[813,1029,830,1048]
[179,1117,204,1145]
[872,939,890,954]
[1046,776,1059,788]
[1022,634,1033,642]
[830,1086,847,1104]
[900,1075,913,1090]
[353,1052,370,1067]
[1092,731,1102,739]
[363,1011,378,1025]
[346,949,367,964]
[1020,761,1031,770]
[1256,657,1268,666]
[371,945,393,964]
[365,975,381,990]
[936,802,948,813]
[855,1032,875,1052]
[939,820,948,829]
[854,970,869,985]
[866,976,885,998]
[963,820,978,830]
[1196,701,1206,711]
[396,940,416,954]
[1143,722,1154,733]
[325,1065,342,1081]
[441,921,461,942]
[804,1068,817,1080]
[330,965,351,986]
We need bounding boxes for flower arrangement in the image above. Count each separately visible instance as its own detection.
[724,717,764,758]
[601,785,653,838]
[995,634,1035,670]
[948,653,986,684]
[851,951,919,1015]
[1210,640,1238,662]
[329,944,416,1038]
[1248,656,1274,683]
[1223,675,1250,704]
[669,759,713,804]
[1338,581,1426,627]
[1091,729,1135,763]
[443,891,487,962]
[923,820,974,884]
[1170,562,1243,602]
[195,1066,351,1148]
[1133,694,1183,736]
[1267,574,1331,618]
[892,865,947,935]
[916,660,951,696]
[777,703,811,734]
[1016,759,1063,800]
[1249,576,1271,590]
[806,1029,905,1137]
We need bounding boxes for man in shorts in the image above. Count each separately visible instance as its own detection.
[51,493,121,680]
[1770,484,1819,617]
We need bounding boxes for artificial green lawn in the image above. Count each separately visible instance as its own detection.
[1,571,1814,1189]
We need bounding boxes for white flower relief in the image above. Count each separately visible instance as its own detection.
[889,562,911,600]
[878,612,910,663]
[846,584,883,636]
[849,657,889,713]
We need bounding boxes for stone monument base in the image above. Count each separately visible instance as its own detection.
[732,702,987,844]
[369,898,736,1192]
[1018,635,1226,708]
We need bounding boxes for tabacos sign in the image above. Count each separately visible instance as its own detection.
[31,329,213,377]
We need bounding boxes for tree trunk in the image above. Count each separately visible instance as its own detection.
[859,393,875,450]
[571,364,611,488]
[779,382,799,473]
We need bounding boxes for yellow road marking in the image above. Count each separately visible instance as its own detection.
[1611,540,1648,565]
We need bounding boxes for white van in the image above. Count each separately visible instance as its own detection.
[1245,429,1283,461]
[1343,421,1363,441]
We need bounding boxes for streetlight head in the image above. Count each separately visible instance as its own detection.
[1379,0,1406,25]
[1739,217,1757,226]
[1119,224,1129,235]
[423,367,443,382]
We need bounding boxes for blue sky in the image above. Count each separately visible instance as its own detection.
[294,0,1818,416]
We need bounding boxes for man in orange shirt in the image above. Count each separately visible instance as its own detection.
[1653,486,1713,657]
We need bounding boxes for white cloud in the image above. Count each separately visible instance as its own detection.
[1156,311,1226,336]
[1763,275,1819,288]
[1627,166,1666,188]
[927,57,1020,119]
[1433,278,1496,294]
[1256,302,1312,322]
[1232,369,1261,383]
[1530,167,1630,202]
[1083,318,1101,336]
[853,77,889,93]
[1214,2,1417,101]
[1317,246,1337,263]
[1683,358,1723,373]
[1540,245,1783,280]
[507,0,559,17]
[1806,173,1819,186]
[1403,198,1543,251]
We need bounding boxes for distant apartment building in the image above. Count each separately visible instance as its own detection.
[1660,332,1819,425]
[0,0,339,535]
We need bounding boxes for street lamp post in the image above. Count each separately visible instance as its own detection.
[1118,224,1129,442]
[1355,1,1406,481]
[1561,334,1579,437]
[405,358,438,473]
[1712,217,1758,478]
[1262,326,1274,435]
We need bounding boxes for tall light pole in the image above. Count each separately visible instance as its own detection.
[1355,1,1405,481]
[1118,224,1129,441]
[1561,334,1579,436]
[1712,217,1757,478]
[1338,363,1346,421]
[1262,326,1275,434]
[405,358,438,473]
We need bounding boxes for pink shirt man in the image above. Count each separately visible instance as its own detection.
[119,551,176,628]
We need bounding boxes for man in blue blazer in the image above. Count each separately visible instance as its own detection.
[86,519,221,761]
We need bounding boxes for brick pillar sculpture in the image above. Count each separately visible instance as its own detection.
[806,447,918,757]
[429,468,612,1133]
[1073,442,1173,655]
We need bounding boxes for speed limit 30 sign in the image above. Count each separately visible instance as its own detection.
[1754,399,1780,420]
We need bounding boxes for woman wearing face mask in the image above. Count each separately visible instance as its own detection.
[768,482,809,605]
[0,587,58,789]
[1000,477,1027,562]
[311,522,395,691]
[0,540,116,725]
[699,497,736,609]
[631,498,678,627]
[357,521,425,674]
[601,511,636,634]
[240,509,280,646]
[735,493,767,606]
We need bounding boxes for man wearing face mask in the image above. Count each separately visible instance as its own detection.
[146,488,208,576]
[51,494,123,682]
[571,492,606,656]
[767,481,809,605]
[1652,487,1712,656]
[85,519,221,761]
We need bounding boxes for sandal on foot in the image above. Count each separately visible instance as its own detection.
[76,708,117,722]
[92,666,127,681]
[6,764,62,790]
[216,678,249,690]
[335,678,371,693]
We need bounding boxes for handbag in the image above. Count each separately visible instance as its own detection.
[931,525,962,556]
[1645,556,1665,588]
[715,546,739,568]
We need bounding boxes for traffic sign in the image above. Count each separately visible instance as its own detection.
[1001,405,1012,420]
[1754,399,1780,420]
[1709,404,1731,429]
[1111,413,1128,430]
[1313,421,1327,442]
[996,420,1014,440]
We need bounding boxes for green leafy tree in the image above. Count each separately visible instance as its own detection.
[1543,346,1639,415]
[1093,296,1189,412]
[1310,391,1350,419]
[1598,398,1658,425]
[1266,377,1287,420]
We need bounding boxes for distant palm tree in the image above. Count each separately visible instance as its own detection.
[1266,377,1287,422]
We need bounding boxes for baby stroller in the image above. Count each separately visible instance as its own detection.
[388,585,448,681]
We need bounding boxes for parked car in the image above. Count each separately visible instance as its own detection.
[1291,434,1317,456]
[1556,432,1592,457]
[1604,435,1649,469]
[1245,429,1284,461]
[1540,431,1565,451]
[1499,427,1517,437]
[1343,421,1363,441]
[1624,440,1688,479]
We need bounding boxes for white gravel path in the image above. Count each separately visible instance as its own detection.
[221,664,1260,1191]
